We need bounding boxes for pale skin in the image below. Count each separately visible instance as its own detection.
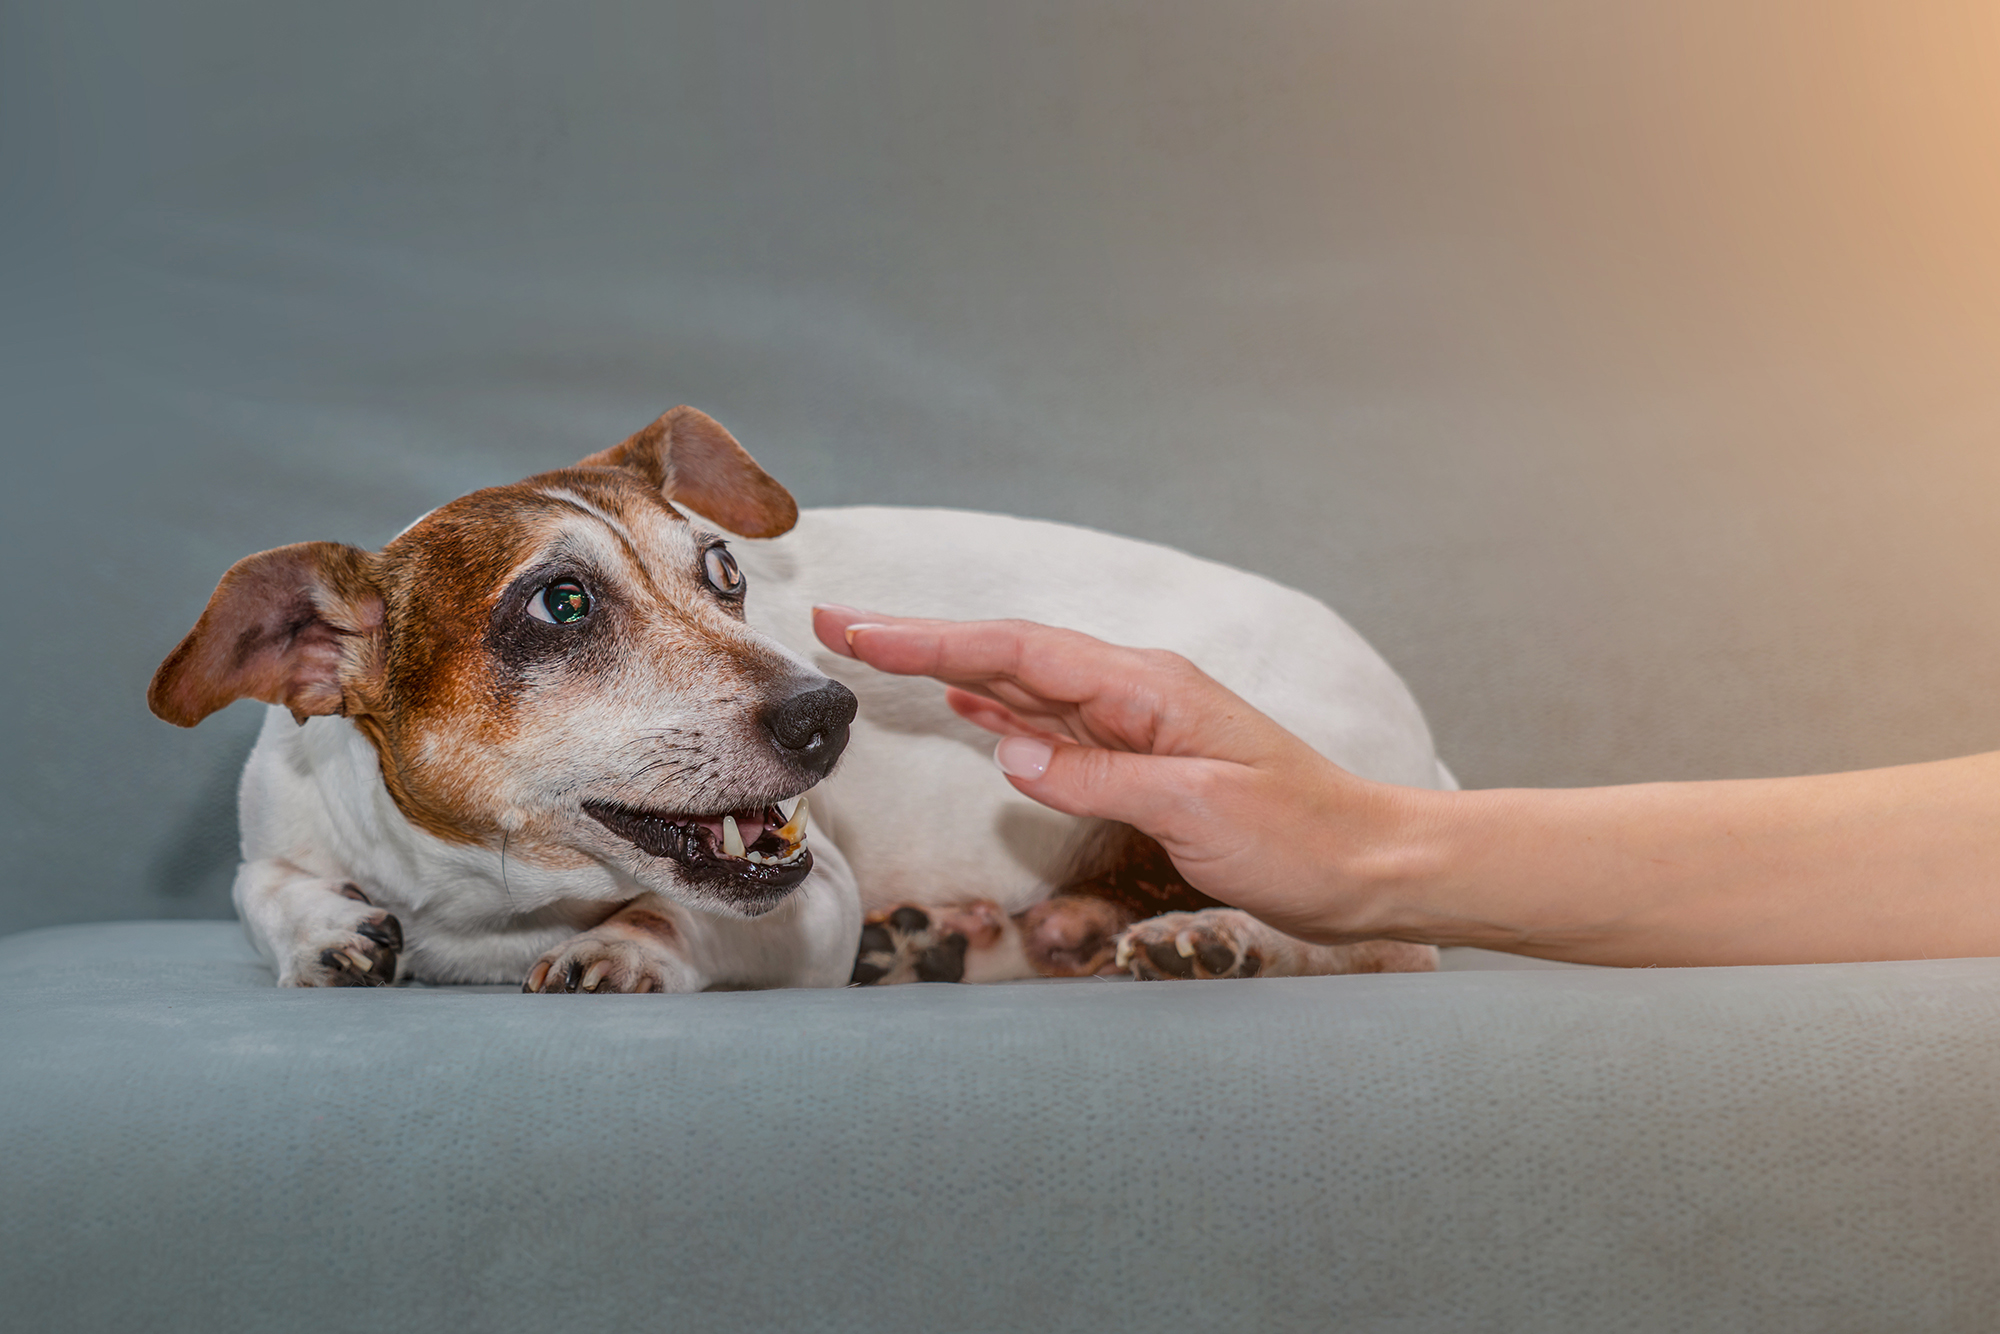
[812,605,2000,968]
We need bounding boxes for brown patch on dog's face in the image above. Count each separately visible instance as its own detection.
[352,466,836,914]
[154,410,852,918]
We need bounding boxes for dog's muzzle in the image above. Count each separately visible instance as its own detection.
[762,680,858,779]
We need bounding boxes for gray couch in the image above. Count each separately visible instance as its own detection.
[9,0,2000,1328]
[12,924,2000,1331]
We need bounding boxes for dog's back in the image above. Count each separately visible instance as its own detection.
[738,505,1450,923]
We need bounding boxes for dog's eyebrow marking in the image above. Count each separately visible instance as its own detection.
[541,488,638,547]
[536,487,694,608]
[539,487,670,600]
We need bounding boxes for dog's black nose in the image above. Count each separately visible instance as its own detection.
[762,680,858,777]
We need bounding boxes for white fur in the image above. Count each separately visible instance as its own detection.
[233,505,1448,988]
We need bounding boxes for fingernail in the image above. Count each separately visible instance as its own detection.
[813,604,862,617]
[842,622,887,647]
[994,736,1053,780]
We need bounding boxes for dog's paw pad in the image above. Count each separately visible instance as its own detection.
[299,911,402,987]
[852,902,1000,985]
[1115,910,1263,981]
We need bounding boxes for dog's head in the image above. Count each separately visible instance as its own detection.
[149,407,855,917]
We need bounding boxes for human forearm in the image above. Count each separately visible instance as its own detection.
[1360,755,2000,966]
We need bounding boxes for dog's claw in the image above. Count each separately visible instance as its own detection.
[525,923,698,994]
[296,908,401,988]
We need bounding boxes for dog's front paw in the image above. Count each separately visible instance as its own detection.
[1115,909,1263,981]
[523,931,698,994]
[282,886,403,987]
[850,901,1007,985]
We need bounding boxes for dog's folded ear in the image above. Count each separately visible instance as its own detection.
[580,406,799,538]
[149,542,385,728]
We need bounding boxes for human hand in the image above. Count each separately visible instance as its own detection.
[810,606,1419,943]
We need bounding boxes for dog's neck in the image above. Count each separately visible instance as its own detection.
[284,711,629,919]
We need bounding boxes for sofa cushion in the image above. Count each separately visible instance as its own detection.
[6,921,2000,1331]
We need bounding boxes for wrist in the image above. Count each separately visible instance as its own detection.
[1299,776,1459,943]
[1346,785,1627,957]
[1316,780,1570,952]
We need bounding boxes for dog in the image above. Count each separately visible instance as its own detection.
[149,406,1448,991]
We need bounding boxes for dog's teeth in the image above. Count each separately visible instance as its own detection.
[773,795,810,845]
[746,851,767,864]
[722,815,747,858]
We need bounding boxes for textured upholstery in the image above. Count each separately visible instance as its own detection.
[7,921,2000,1332]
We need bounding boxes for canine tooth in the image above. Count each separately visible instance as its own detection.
[774,795,810,844]
[722,815,747,858]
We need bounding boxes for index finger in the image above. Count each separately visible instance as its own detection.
[809,606,1284,765]
[814,607,1146,701]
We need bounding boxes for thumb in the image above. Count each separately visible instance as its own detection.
[993,735,1225,835]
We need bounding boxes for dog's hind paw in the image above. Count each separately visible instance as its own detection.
[1016,895,1134,976]
[1115,909,1440,980]
[850,901,1009,985]
[1114,909,1263,981]
[283,886,402,987]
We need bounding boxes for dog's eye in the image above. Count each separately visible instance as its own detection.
[529,580,592,625]
[702,546,744,597]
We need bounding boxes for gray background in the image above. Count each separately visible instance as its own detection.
[5,0,1999,935]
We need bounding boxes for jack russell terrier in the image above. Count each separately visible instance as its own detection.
[149,407,1447,991]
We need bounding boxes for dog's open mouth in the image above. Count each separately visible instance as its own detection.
[582,795,815,900]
